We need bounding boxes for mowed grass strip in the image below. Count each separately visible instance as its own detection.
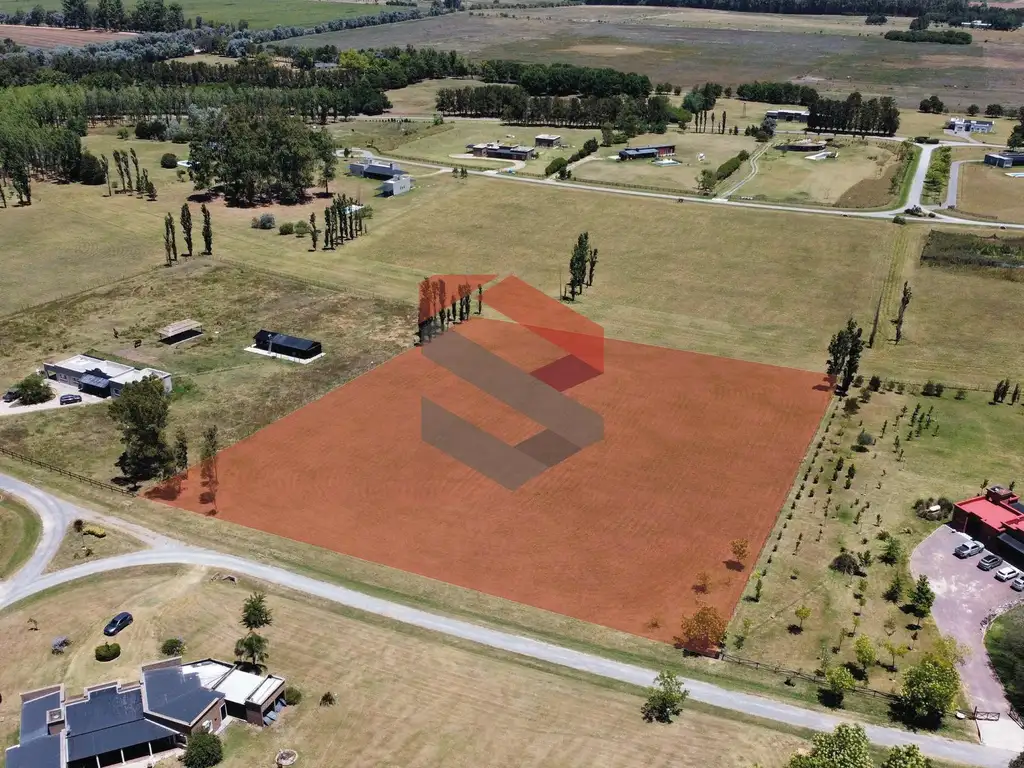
[956,161,1024,224]
[0,567,810,768]
[0,495,41,578]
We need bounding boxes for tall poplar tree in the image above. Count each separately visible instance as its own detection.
[201,204,213,255]
[101,153,112,196]
[179,203,193,255]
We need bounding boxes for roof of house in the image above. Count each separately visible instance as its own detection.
[79,373,111,389]
[4,734,61,768]
[142,663,224,725]
[47,354,134,378]
[959,496,1021,530]
[535,133,561,140]
[349,161,405,177]
[64,685,178,762]
[158,319,202,338]
[181,660,283,707]
[20,690,61,741]
[254,330,320,351]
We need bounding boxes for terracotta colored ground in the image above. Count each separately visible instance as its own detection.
[0,24,135,48]
[157,319,830,641]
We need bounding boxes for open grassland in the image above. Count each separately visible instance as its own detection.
[0,567,811,768]
[732,389,1023,714]
[385,77,483,114]
[329,117,454,153]
[0,495,40,578]
[956,162,1024,224]
[740,140,898,207]
[295,9,1024,109]
[43,522,144,573]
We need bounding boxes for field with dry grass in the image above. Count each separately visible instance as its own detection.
[43,522,144,573]
[0,23,133,47]
[955,161,1024,224]
[0,494,39,579]
[0,567,810,768]
[385,77,484,114]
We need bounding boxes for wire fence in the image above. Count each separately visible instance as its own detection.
[717,651,899,701]
[0,446,135,496]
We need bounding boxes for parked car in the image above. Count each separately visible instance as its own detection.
[1011,576,1024,592]
[103,612,133,636]
[59,394,82,405]
[954,540,985,558]
[995,565,1021,582]
[2,389,18,403]
[978,554,1004,571]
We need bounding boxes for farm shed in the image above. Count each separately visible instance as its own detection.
[985,152,1024,168]
[379,175,413,197]
[534,134,562,147]
[765,109,810,123]
[618,144,676,161]
[253,330,322,360]
[158,319,203,345]
[348,161,406,180]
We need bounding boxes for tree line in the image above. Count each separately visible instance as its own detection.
[734,81,819,106]
[884,28,972,43]
[808,93,901,136]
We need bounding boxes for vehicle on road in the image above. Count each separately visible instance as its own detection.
[2,389,18,403]
[103,611,133,636]
[978,554,1004,571]
[954,540,984,558]
[1011,576,1024,592]
[995,565,1021,582]
[59,394,82,405]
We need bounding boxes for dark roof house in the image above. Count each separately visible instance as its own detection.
[618,144,676,161]
[253,330,323,360]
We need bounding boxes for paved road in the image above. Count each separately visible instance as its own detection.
[0,473,1017,768]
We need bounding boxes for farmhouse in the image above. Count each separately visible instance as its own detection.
[949,118,995,134]
[765,109,810,123]
[42,354,172,398]
[534,134,562,147]
[618,144,676,161]
[466,142,536,161]
[253,330,323,360]
[5,658,288,768]
[379,175,412,197]
[985,152,1024,168]
[952,485,1024,563]
[348,160,406,180]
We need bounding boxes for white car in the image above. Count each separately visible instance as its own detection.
[994,565,1021,582]
[1011,576,1024,592]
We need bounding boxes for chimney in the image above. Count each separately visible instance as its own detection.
[46,708,65,735]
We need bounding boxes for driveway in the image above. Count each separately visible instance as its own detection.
[911,526,1024,750]
[0,380,104,417]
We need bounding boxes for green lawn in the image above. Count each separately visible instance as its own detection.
[0,495,41,578]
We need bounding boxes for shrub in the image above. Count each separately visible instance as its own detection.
[278,221,295,236]
[82,524,106,538]
[176,168,188,182]
[955,388,967,400]
[95,642,121,662]
[293,220,309,236]
[160,637,186,656]
[545,157,568,177]
[831,551,859,575]
[737,149,750,162]
[283,685,302,705]
[360,206,374,219]
[893,215,907,225]
[320,691,336,706]
[78,151,107,185]
[117,127,130,140]
[253,213,276,230]
[182,732,222,768]
[160,153,178,169]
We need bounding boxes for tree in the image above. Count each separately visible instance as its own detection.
[695,570,711,593]
[234,632,269,668]
[794,605,811,631]
[172,428,188,473]
[108,376,173,482]
[180,203,193,256]
[966,104,980,116]
[641,670,689,723]
[881,536,907,565]
[898,653,961,726]
[885,571,907,603]
[854,634,876,675]
[568,232,590,300]
[824,665,855,706]
[164,211,177,262]
[880,744,930,768]
[201,204,213,255]
[697,168,716,195]
[826,318,863,394]
[101,153,112,196]
[587,247,598,287]
[895,281,912,344]
[240,591,273,631]
[200,424,219,507]
[14,373,54,405]
[786,723,873,768]
[883,640,910,670]
[910,575,935,619]
[1010,752,1024,768]
[182,732,221,768]
[677,604,727,652]
[309,212,319,251]
[730,538,749,564]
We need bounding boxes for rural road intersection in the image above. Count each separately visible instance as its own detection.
[0,472,1018,768]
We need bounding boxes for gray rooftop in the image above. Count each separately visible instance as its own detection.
[143,665,224,724]
[5,733,61,768]
[20,690,60,741]
[65,685,177,762]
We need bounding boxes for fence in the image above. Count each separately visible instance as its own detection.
[0,446,135,497]
[967,708,1001,721]
[1009,709,1024,729]
[717,651,899,700]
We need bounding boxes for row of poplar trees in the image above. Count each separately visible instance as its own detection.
[111,147,157,200]
[565,232,599,301]
[162,202,214,266]
[417,278,482,345]
[307,193,366,251]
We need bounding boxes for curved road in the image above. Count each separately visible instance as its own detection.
[0,473,1016,768]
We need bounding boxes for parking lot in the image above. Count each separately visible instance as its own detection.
[911,526,1024,750]
[0,380,104,417]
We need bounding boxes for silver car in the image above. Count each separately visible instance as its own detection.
[954,540,984,558]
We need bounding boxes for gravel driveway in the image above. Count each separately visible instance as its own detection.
[0,380,104,417]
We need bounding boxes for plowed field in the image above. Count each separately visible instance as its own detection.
[0,24,134,48]
[158,318,830,641]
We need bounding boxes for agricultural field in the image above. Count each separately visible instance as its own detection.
[0,495,39,578]
[385,77,484,114]
[0,23,133,47]
[0,567,810,768]
[739,140,899,207]
[732,388,1024,705]
[294,7,1024,108]
[955,161,1024,224]
[572,132,757,193]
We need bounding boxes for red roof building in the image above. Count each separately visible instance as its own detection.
[952,485,1024,561]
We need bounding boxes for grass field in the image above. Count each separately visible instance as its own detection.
[956,161,1024,224]
[731,388,1023,709]
[0,567,812,768]
[0,495,40,578]
[329,117,454,154]
[0,0,388,28]
[385,77,483,114]
[740,140,898,207]
[43,522,144,573]
[897,110,1019,145]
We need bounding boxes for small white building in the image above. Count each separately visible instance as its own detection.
[43,354,172,398]
[181,659,287,726]
[379,175,412,197]
[949,117,995,134]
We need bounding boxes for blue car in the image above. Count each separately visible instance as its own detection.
[103,612,133,636]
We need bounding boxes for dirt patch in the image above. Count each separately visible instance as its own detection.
[0,23,134,48]
[564,43,656,56]
[835,162,899,208]
[157,317,829,642]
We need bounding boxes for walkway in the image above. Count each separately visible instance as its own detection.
[0,473,1017,768]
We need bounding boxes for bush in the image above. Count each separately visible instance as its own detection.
[135,119,168,141]
[78,151,107,185]
[117,127,130,140]
[715,155,742,181]
[82,524,106,538]
[278,221,295,236]
[160,152,178,169]
[14,373,54,405]
[545,156,568,177]
[893,215,907,225]
[737,149,750,162]
[293,220,309,236]
[830,551,859,575]
[320,691,336,706]
[95,642,121,662]
[283,685,302,705]
[160,637,186,656]
[251,213,276,230]
[182,732,222,768]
